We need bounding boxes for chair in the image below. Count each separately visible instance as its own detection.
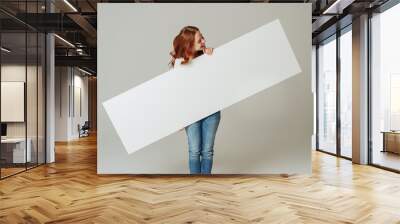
[78,121,90,138]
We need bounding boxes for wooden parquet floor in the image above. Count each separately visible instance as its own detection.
[1,134,400,224]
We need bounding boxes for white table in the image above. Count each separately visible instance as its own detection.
[1,138,32,163]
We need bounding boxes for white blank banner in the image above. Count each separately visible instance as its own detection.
[103,19,301,154]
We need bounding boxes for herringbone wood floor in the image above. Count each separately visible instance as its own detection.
[1,134,400,224]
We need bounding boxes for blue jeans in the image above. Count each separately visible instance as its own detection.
[185,111,221,174]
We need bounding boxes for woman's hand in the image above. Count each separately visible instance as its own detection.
[203,47,213,55]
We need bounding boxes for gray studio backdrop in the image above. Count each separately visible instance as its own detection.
[98,3,312,174]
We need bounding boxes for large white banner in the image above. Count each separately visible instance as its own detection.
[103,20,301,154]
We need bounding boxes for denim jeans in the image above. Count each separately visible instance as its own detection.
[185,111,221,174]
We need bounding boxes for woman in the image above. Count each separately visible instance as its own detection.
[169,26,221,174]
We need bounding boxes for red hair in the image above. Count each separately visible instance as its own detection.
[169,26,203,67]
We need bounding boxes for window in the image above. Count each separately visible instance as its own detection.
[370,3,400,171]
[317,36,337,154]
[339,28,352,158]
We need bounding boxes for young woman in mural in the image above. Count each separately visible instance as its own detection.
[169,26,221,174]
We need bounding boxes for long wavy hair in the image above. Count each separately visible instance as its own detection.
[169,26,204,67]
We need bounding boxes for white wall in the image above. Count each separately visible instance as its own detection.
[72,72,89,138]
[55,67,89,141]
[1,65,40,138]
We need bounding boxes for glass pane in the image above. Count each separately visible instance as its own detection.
[318,37,337,154]
[38,33,45,165]
[371,3,400,171]
[26,0,39,168]
[1,32,27,177]
[27,31,38,169]
[340,29,352,158]
[0,1,46,179]
[312,46,317,150]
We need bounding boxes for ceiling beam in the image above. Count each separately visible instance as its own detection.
[55,55,96,70]
[322,0,356,14]
[67,13,97,41]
